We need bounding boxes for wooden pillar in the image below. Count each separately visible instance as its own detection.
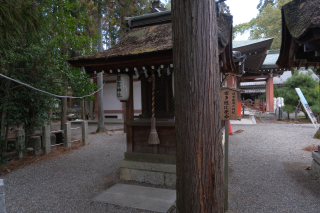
[96,72,105,132]
[227,75,233,87]
[94,73,98,119]
[126,74,134,152]
[140,77,147,116]
[266,77,274,112]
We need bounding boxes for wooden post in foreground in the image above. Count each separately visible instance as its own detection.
[172,0,224,212]
[224,122,229,210]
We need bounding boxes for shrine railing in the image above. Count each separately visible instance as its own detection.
[241,100,265,113]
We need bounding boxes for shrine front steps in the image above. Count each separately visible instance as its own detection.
[120,160,176,187]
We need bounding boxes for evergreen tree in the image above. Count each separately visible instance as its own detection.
[282,69,319,116]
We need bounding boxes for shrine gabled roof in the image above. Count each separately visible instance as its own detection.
[282,0,320,40]
[68,12,233,63]
[232,38,274,74]
[277,0,320,71]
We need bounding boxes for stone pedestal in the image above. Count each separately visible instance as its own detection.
[26,136,42,155]
[50,134,56,150]
[15,129,25,159]
[120,160,176,187]
[0,179,6,213]
[82,121,88,146]
[42,125,51,155]
[311,151,320,179]
[64,123,71,148]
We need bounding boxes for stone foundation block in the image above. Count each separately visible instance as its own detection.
[50,134,56,150]
[165,173,176,187]
[0,179,5,213]
[311,151,320,179]
[27,136,42,155]
[119,160,176,187]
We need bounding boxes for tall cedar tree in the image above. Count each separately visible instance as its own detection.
[172,0,224,212]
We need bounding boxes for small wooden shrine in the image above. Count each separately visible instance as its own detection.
[68,8,244,186]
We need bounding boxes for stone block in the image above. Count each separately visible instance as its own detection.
[0,179,5,213]
[120,168,132,180]
[165,173,176,187]
[82,121,88,146]
[42,125,51,155]
[312,151,320,164]
[0,180,3,194]
[26,136,42,155]
[119,160,176,173]
[311,159,320,179]
[15,129,25,159]
[64,123,71,148]
[50,134,56,150]
[130,169,165,185]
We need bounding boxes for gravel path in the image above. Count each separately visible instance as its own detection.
[1,124,153,213]
[1,122,320,212]
[228,123,320,213]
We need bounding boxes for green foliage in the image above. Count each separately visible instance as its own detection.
[0,0,98,135]
[282,69,319,115]
[233,0,292,49]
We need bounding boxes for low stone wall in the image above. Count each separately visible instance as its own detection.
[120,160,176,187]
[311,151,320,179]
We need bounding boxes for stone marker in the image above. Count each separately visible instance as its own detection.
[64,123,71,148]
[27,136,42,155]
[50,134,56,150]
[82,121,88,146]
[15,129,25,159]
[0,179,6,213]
[42,125,51,155]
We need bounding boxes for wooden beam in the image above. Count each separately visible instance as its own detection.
[239,75,270,80]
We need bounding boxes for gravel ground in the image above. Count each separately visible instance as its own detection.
[1,124,155,213]
[228,123,320,213]
[1,122,320,212]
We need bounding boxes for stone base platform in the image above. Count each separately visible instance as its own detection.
[120,160,176,187]
[311,151,320,179]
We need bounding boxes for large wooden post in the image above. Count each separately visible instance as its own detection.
[96,72,105,132]
[126,74,134,152]
[266,77,274,112]
[172,0,224,212]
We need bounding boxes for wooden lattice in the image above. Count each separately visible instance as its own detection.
[155,82,166,112]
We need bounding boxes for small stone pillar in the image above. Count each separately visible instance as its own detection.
[50,134,56,150]
[26,136,42,155]
[14,129,25,159]
[0,179,5,213]
[311,151,320,178]
[42,125,51,155]
[82,121,88,146]
[64,123,71,148]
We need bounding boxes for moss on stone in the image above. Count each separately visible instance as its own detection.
[313,128,320,140]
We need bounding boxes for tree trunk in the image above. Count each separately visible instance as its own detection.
[172,1,224,212]
[1,80,11,140]
[97,0,103,52]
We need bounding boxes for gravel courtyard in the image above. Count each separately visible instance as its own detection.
[1,122,319,212]
[228,123,320,213]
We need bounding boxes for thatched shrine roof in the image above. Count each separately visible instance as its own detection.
[282,0,320,40]
[277,0,320,71]
[68,13,233,63]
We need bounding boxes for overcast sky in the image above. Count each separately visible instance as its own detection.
[161,0,260,40]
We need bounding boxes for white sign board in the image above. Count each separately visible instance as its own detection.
[295,88,319,129]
